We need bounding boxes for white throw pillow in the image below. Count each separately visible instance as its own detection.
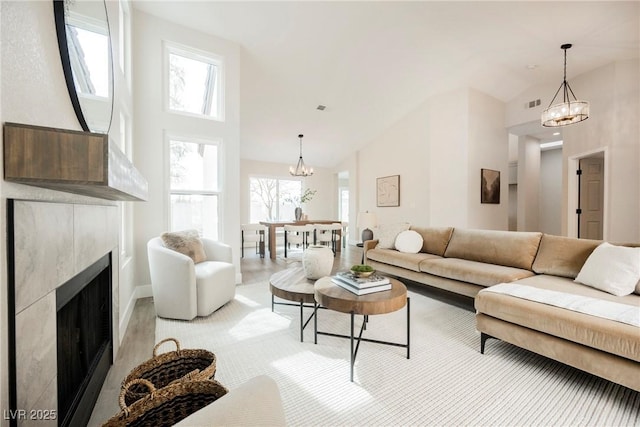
[574,242,640,296]
[375,223,411,249]
[395,230,423,254]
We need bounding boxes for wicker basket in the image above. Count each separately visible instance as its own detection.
[103,378,228,427]
[121,338,217,406]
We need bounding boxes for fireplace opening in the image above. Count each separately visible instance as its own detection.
[56,253,112,427]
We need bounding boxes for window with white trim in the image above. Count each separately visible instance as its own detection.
[169,137,221,239]
[166,43,223,120]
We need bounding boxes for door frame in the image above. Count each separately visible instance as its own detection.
[567,147,609,239]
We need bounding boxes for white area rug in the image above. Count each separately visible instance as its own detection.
[156,282,640,426]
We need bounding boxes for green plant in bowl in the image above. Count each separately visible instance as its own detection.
[351,264,375,277]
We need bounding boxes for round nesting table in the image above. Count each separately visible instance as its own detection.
[269,267,316,342]
[314,276,407,315]
[314,276,410,381]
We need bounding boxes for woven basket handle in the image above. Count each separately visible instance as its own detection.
[119,379,156,414]
[153,337,181,357]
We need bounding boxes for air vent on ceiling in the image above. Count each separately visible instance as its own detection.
[525,99,541,109]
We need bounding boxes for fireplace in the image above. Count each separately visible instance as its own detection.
[7,200,119,427]
[56,254,112,427]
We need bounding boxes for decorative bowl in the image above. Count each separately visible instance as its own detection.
[352,270,375,278]
[350,265,375,278]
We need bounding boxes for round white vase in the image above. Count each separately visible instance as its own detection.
[302,245,333,279]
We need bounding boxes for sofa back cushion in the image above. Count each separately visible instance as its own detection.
[444,229,542,270]
[532,234,601,279]
[409,226,454,256]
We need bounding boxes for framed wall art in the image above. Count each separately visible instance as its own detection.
[377,175,400,207]
[481,168,500,204]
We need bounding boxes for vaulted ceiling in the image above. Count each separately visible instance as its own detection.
[132,1,640,168]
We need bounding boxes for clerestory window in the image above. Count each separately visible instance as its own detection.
[166,44,224,120]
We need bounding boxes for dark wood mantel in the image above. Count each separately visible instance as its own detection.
[3,122,148,201]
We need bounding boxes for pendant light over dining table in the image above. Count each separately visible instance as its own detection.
[289,134,314,176]
[541,44,590,127]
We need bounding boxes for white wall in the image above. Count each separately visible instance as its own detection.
[427,90,466,227]
[132,10,241,286]
[356,87,508,232]
[240,159,336,225]
[539,148,562,235]
[357,96,431,228]
[517,136,541,231]
[0,0,137,415]
[467,89,509,230]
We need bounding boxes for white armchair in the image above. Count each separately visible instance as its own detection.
[147,237,236,321]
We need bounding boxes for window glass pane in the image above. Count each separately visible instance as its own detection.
[170,140,218,191]
[67,25,109,97]
[279,180,302,221]
[340,189,349,222]
[249,177,277,221]
[249,177,302,222]
[170,194,218,239]
[169,52,217,117]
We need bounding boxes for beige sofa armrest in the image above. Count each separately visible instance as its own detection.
[363,239,379,261]
[174,375,286,426]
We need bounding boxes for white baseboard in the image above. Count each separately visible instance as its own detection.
[136,284,153,298]
[118,293,136,345]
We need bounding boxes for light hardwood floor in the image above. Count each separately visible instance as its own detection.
[88,244,363,425]
[89,244,473,424]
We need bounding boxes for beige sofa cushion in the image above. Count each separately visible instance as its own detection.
[366,248,441,272]
[420,258,535,287]
[410,226,454,256]
[444,229,542,270]
[476,276,640,362]
[532,234,601,278]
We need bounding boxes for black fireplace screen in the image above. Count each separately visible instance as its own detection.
[56,253,112,427]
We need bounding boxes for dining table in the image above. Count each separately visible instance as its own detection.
[259,220,343,260]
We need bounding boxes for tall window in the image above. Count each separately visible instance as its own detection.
[339,188,349,223]
[169,137,220,239]
[249,177,302,222]
[166,43,223,120]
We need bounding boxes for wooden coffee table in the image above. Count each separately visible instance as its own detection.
[269,267,317,342]
[314,276,410,381]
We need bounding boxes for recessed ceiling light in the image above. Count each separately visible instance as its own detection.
[526,64,538,70]
[553,132,560,136]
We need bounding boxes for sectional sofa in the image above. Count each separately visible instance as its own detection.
[363,227,640,392]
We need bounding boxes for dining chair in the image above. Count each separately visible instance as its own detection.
[314,223,342,255]
[283,225,309,258]
[241,223,266,258]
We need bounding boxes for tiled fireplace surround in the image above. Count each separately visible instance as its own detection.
[9,200,119,426]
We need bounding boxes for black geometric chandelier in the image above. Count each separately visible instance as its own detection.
[541,44,590,127]
[289,134,314,176]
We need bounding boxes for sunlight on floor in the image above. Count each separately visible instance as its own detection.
[227,304,291,341]
[235,293,262,308]
[272,350,375,412]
